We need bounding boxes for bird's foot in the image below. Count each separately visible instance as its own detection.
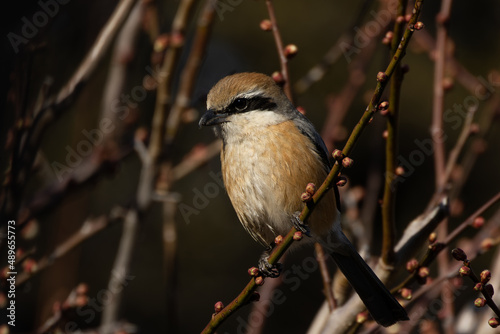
[258,251,282,278]
[292,211,311,236]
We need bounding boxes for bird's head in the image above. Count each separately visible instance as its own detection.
[199,72,296,138]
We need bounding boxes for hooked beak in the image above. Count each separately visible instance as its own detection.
[199,109,228,127]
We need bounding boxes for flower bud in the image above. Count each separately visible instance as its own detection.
[395,166,405,176]
[284,44,298,59]
[418,267,430,278]
[481,238,494,252]
[474,283,483,291]
[452,248,467,261]
[306,183,316,195]
[255,276,264,285]
[442,77,454,91]
[336,176,347,187]
[342,157,354,168]
[406,259,419,273]
[378,101,389,111]
[154,34,169,52]
[214,301,224,313]
[401,288,412,300]
[356,311,369,324]
[376,72,388,82]
[472,216,485,229]
[293,231,303,241]
[271,71,284,84]
[332,149,344,160]
[260,19,272,31]
[480,270,491,284]
[489,317,499,328]
[301,192,312,202]
[414,21,425,30]
[474,298,486,308]
[274,235,283,245]
[248,267,259,277]
[459,266,471,276]
[428,232,437,244]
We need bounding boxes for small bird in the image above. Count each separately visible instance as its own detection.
[199,72,408,326]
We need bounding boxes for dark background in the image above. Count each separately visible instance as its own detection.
[2,0,500,333]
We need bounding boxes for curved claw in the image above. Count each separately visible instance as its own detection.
[292,211,311,236]
[258,253,282,278]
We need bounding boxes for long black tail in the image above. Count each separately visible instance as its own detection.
[325,228,409,327]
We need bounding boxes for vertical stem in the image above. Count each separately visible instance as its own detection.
[265,0,294,102]
[433,1,454,333]
[165,0,216,144]
[381,0,406,264]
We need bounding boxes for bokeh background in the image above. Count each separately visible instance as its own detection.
[2,0,500,333]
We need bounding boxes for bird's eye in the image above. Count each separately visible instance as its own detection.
[233,98,248,112]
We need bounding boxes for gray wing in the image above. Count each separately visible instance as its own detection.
[292,111,342,211]
[292,112,332,170]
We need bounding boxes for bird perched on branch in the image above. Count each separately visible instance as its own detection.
[199,72,408,326]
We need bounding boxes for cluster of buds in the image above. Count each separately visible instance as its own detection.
[452,248,499,328]
[301,183,316,203]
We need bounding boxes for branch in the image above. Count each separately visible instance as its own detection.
[100,209,139,333]
[148,0,198,164]
[165,0,216,145]
[265,0,294,102]
[315,243,336,311]
[381,0,407,265]
[431,0,453,191]
[16,211,123,287]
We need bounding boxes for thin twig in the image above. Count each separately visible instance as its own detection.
[381,0,407,265]
[431,0,453,191]
[315,243,336,311]
[148,0,198,164]
[246,257,285,334]
[171,140,222,181]
[432,1,455,330]
[17,148,133,228]
[442,107,475,186]
[165,0,216,144]
[16,212,123,287]
[100,209,140,333]
[265,0,293,102]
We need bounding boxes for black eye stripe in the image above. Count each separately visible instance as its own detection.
[227,96,277,114]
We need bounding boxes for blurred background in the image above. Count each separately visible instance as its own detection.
[2,0,500,333]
